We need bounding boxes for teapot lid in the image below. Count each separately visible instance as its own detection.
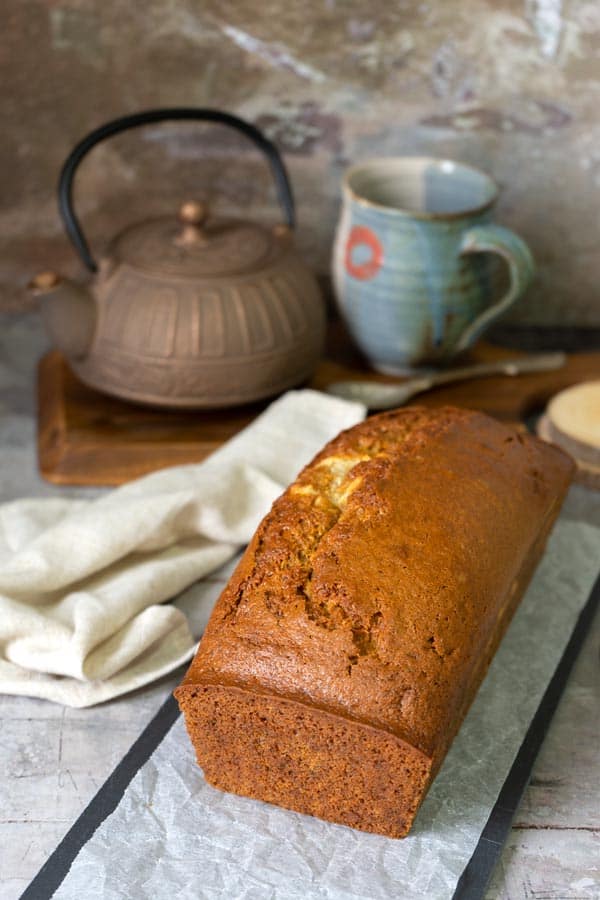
[110,202,291,278]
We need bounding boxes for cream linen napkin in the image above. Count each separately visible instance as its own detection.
[0,390,365,708]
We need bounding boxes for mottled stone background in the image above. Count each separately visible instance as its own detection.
[2,0,600,324]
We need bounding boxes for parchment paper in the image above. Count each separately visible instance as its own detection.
[54,518,599,900]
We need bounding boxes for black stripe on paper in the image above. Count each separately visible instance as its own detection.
[452,569,600,899]
[19,692,181,900]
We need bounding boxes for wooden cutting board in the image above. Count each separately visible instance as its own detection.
[38,336,600,486]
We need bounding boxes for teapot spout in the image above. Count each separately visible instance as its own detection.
[30,272,95,361]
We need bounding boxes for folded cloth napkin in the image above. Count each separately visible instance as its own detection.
[0,390,365,707]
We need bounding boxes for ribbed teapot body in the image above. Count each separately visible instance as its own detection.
[74,248,325,408]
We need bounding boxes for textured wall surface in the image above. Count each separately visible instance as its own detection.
[2,0,600,323]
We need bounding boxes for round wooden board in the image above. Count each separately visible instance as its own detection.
[537,414,600,490]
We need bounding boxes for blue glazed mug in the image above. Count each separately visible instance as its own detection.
[332,157,535,373]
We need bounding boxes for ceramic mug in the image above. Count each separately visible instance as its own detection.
[332,157,535,373]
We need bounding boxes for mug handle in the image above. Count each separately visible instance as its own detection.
[454,224,535,352]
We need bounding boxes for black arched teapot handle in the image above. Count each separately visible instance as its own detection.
[58,108,296,273]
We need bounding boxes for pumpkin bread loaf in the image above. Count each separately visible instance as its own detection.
[175,406,573,838]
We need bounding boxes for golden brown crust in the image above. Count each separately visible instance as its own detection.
[175,406,573,837]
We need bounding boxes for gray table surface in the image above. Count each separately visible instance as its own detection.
[0,313,599,900]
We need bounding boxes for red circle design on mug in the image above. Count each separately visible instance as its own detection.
[345,226,383,280]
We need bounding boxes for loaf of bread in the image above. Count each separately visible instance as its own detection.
[175,407,573,838]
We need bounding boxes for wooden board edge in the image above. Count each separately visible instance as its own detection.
[37,351,73,484]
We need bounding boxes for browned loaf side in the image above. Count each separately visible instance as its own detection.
[175,406,573,838]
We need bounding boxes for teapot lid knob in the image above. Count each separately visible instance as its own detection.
[30,271,61,292]
[273,223,291,240]
[175,201,209,247]
[178,201,208,227]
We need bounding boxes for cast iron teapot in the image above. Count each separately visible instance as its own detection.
[32,109,325,408]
